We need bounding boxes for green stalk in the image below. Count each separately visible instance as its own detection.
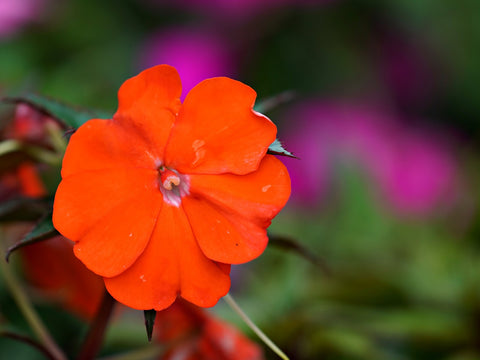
[23,145,61,166]
[0,240,68,360]
[45,122,67,154]
[223,293,289,360]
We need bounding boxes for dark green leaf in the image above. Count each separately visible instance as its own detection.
[0,332,57,360]
[267,139,297,158]
[1,94,110,129]
[268,234,331,276]
[144,310,157,342]
[5,213,58,262]
[0,196,51,222]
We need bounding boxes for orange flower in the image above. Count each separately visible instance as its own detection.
[156,300,264,360]
[52,65,291,310]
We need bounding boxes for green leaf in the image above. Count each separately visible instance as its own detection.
[0,331,55,360]
[1,94,110,129]
[0,196,51,222]
[5,213,58,262]
[268,234,331,276]
[144,310,157,343]
[267,139,296,158]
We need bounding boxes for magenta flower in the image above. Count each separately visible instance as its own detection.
[0,0,46,39]
[281,101,458,216]
[376,130,458,214]
[138,27,235,98]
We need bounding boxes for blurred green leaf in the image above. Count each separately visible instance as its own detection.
[1,94,109,129]
[0,332,55,360]
[268,233,330,275]
[0,197,51,222]
[312,328,377,359]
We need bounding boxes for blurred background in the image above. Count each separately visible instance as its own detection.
[1,0,480,359]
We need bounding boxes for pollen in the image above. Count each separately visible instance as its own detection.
[157,166,190,207]
[161,169,181,190]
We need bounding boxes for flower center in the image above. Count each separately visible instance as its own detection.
[160,168,180,190]
[157,165,190,207]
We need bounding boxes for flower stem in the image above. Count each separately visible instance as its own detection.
[45,122,67,154]
[0,245,68,360]
[223,293,289,360]
[76,290,116,360]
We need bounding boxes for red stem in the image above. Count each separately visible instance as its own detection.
[76,290,116,360]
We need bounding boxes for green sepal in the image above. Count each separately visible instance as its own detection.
[5,213,58,262]
[1,93,110,129]
[267,139,296,158]
[144,309,157,342]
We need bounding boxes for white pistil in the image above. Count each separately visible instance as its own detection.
[158,166,190,207]
[162,174,180,190]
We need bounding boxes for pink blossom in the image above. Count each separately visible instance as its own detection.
[0,0,45,39]
[281,101,458,216]
[138,27,235,98]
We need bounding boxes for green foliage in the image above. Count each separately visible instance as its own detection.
[0,197,51,222]
[1,0,480,359]
[2,94,109,129]
[5,214,58,262]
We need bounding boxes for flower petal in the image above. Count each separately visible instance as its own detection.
[183,198,268,264]
[53,168,158,241]
[61,119,161,177]
[104,204,231,310]
[164,77,276,175]
[183,155,290,264]
[114,64,182,161]
[71,187,163,278]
